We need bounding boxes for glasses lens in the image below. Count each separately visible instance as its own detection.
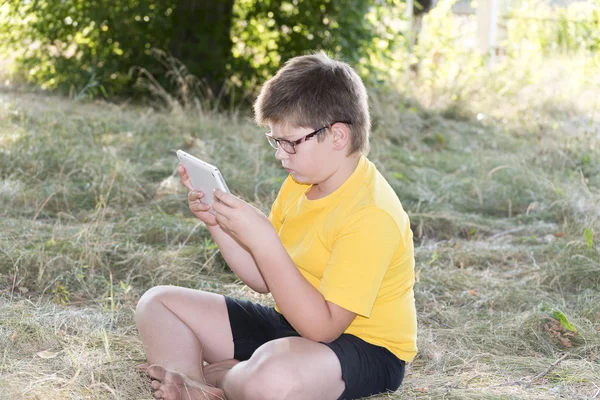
[266,135,278,150]
[280,141,295,154]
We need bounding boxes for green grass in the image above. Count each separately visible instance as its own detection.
[1,54,600,399]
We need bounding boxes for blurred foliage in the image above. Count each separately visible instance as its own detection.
[1,0,599,102]
[0,0,408,100]
[229,0,408,89]
[505,0,600,55]
[0,0,174,97]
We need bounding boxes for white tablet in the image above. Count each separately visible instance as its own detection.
[177,150,230,213]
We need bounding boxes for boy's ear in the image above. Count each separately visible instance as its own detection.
[331,123,350,150]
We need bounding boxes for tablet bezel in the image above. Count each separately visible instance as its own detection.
[176,149,230,213]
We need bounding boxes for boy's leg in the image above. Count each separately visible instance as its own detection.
[222,336,344,400]
[148,336,344,400]
[135,285,235,382]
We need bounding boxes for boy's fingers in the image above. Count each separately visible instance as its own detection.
[214,210,230,226]
[214,189,238,208]
[212,199,232,216]
[192,204,210,213]
[189,197,210,212]
[188,191,204,201]
[178,165,194,191]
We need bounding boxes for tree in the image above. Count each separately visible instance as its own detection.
[412,0,436,46]
[230,0,408,88]
[0,0,174,96]
[168,0,235,94]
[0,0,411,99]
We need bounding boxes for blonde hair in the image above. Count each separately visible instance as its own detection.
[254,51,370,155]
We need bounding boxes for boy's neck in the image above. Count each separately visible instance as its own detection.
[307,155,361,200]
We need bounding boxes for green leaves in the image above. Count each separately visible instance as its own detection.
[0,0,176,96]
[1,0,411,99]
[552,309,578,333]
[231,0,400,87]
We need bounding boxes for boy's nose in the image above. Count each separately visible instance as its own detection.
[274,146,289,160]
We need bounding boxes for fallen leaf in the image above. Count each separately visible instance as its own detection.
[544,319,577,348]
[468,289,479,296]
[36,350,61,359]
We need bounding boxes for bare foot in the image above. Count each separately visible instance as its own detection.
[137,363,151,373]
[202,359,240,388]
[142,364,226,400]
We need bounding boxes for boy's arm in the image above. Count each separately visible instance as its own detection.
[179,166,269,293]
[210,189,354,341]
[211,191,399,342]
[251,207,401,342]
[252,238,357,342]
[207,224,270,294]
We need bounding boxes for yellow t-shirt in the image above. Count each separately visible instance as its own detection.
[268,156,418,362]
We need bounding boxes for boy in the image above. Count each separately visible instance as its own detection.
[136,51,417,400]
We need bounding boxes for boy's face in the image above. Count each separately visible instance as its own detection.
[267,122,341,185]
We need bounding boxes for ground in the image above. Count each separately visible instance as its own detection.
[0,55,599,399]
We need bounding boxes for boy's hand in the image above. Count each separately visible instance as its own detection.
[212,189,277,251]
[178,165,218,227]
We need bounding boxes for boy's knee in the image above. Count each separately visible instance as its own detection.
[235,354,297,400]
[135,285,172,321]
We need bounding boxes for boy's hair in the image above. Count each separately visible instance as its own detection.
[254,51,371,155]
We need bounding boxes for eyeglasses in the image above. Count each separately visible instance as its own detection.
[265,121,352,154]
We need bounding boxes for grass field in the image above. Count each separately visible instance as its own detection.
[1,55,599,399]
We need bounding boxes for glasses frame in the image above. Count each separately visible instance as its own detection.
[265,121,352,154]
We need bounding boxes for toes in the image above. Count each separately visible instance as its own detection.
[160,383,185,400]
[146,364,168,381]
[145,365,221,399]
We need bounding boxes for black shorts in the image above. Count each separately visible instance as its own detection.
[225,297,405,400]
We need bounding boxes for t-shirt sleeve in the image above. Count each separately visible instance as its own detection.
[319,207,401,317]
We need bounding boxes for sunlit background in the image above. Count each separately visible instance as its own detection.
[0,1,599,399]
[1,0,598,101]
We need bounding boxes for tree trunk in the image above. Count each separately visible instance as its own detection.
[414,0,434,15]
[169,0,235,92]
[412,0,435,46]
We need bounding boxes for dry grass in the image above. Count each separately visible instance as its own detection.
[1,51,600,399]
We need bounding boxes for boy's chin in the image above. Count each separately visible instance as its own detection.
[289,173,312,185]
